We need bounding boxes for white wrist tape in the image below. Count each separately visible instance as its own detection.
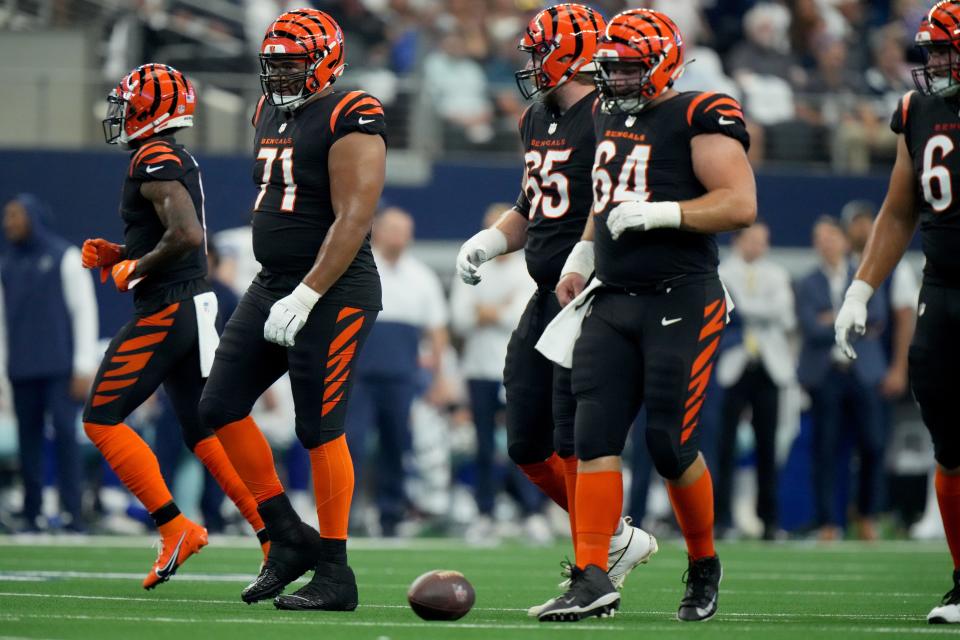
[644,201,682,229]
[472,227,508,260]
[561,240,595,278]
[845,279,874,304]
[291,282,322,313]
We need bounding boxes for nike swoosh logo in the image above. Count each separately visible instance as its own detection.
[156,531,187,578]
[146,165,164,174]
[718,117,737,125]
[661,317,682,326]
[358,117,376,125]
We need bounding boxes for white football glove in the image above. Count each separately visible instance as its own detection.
[264,283,321,347]
[456,228,508,285]
[606,201,682,240]
[834,279,874,360]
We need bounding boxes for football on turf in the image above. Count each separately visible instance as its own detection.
[407,570,476,621]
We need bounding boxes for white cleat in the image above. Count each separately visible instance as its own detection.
[608,517,658,590]
[929,572,960,624]
[527,517,657,617]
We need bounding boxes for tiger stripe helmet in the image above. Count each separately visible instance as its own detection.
[594,8,685,114]
[102,64,195,145]
[259,8,346,111]
[913,1,960,96]
[515,4,607,100]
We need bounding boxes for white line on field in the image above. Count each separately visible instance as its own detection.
[0,611,956,635]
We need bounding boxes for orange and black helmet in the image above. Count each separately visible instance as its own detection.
[259,8,346,111]
[594,8,685,114]
[913,1,960,96]
[515,4,606,100]
[102,63,196,145]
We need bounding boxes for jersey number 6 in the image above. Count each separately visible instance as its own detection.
[255,146,297,213]
[922,134,954,214]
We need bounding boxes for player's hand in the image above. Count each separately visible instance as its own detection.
[881,366,908,398]
[456,228,508,285]
[556,272,586,307]
[606,201,682,240]
[264,283,321,347]
[834,280,874,360]
[82,238,123,283]
[110,259,142,293]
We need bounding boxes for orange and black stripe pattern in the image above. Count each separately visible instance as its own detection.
[91,303,180,407]
[128,138,183,176]
[322,307,366,417]
[924,1,960,43]
[118,63,195,141]
[328,91,384,133]
[686,91,745,126]
[680,297,726,445]
[261,9,345,94]
[520,4,606,89]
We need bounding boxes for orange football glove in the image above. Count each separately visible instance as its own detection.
[110,259,142,292]
[82,239,123,283]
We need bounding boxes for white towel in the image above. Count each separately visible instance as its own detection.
[534,278,604,368]
[193,291,220,378]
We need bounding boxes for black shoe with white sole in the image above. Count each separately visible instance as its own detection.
[677,555,721,622]
[928,569,960,624]
[538,564,620,623]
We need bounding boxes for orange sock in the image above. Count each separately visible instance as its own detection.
[309,434,354,540]
[158,513,190,538]
[194,436,265,533]
[562,455,579,549]
[519,452,569,511]
[936,468,960,570]
[667,466,716,560]
[84,422,173,513]
[215,416,284,504]
[575,470,622,571]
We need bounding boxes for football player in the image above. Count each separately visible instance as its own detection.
[84,63,268,589]
[455,4,657,614]
[197,8,385,611]
[536,8,756,622]
[835,1,960,624]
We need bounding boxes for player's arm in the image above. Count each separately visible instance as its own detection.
[263,131,386,347]
[135,180,205,278]
[456,201,529,286]
[835,135,919,359]
[556,214,596,307]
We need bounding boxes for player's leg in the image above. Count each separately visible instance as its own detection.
[552,364,578,543]
[643,279,726,622]
[160,315,268,559]
[275,304,377,611]
[849,374,885,539]
[45,376,84,528]
[538,292,641,622]
[197,290,301,603]
[750,368,780,538]
[10,380,44,530]
[504,292,569,511]
[909,284,960,624]
[82,302,208,589]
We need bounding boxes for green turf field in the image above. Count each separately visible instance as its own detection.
[0,535,954,639]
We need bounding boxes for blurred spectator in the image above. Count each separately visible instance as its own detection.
[422,31,495,145]
[715,222,796,540]
[449,204,535,543]
[1,194,98,532]
[728,3,799,84]
[796,216,887,540]
[842,200,918,399]
[346,207,448,537]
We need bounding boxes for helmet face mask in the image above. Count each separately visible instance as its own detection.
[595,57,658,114]
[913,42,960,97]
[260,54,318,111]
[515,41,562,100]
[102,91,129,145]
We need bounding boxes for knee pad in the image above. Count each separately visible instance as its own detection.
[645,426,684,480]
[180,421,215,452]
[508,439,555,466]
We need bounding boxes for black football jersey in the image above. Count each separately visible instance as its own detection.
[591,91,750,288]
[121,135,210,313]
[515,92,596,289]
[891,90,960,286]
[251,89,385,309]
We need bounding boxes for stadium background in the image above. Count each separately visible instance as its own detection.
[0,0,949,622]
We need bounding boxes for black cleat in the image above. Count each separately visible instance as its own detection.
[241,522,321,604]
[677,555,722,622]
[927,569,960,624]
[538,564,620,623]
[274,561,359,611]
